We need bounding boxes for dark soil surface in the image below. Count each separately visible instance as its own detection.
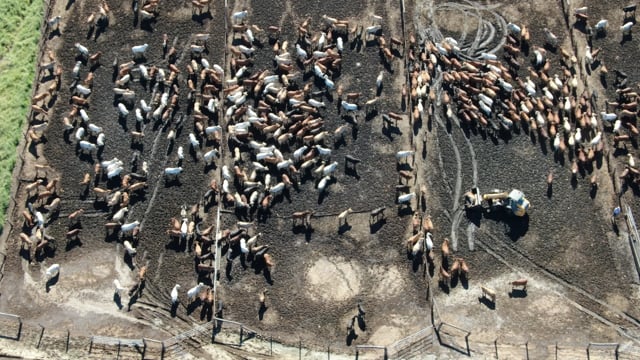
[2,0,640,358]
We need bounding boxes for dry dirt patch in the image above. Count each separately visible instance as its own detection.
[306,256,362,302]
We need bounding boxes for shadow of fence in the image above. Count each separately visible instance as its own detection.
[624,204,640,282]
[430,296,640,359]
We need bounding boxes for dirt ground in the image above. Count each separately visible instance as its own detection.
[2,0,640,359]
[417,0,640,356]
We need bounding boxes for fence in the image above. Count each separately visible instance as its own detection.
[0,0,55,279]
[355,345,387,359]
[0,312,22,341]
[89,336,145,357]
[429,293,640,359]
[624,205,640,279]
[5,315,633,360]
[0,0,57,277]
[0,250,5,285]
[2,0,638,359]
[587,342,619,358]
[0,0,53,349]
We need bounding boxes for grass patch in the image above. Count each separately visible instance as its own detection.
[0,0,43,231]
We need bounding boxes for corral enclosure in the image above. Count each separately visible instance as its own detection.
[2,0,640,358]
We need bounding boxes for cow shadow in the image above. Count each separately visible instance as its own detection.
[382,122,402,141]
[357,315,366,331]
[94,18,108,40]
[19,247,31,262]
[346,331,358,346]
[397,206,413,217]
[369,218,386,234]
[192,12,213,25]
[264,268,274,285]
[344,166,360,180]
[113,292,123,310]
[48,28,61,40]
[124,252,136,270]
[338,223,352,234]
[46,274,59,293]
[508,289,527,298]
[292,224,311,235]
[65,237,83,252]
[171,302,179,317]
[460,276,469,289]
[200,303,213,321]
[164,178,182,188]
[411,254,423,273]
[225,258,234,281]
[450,275,459,288]
[117,114,129,132]
[140,18,157,32]
[258,303,268,320]
[318,189,332,204]
[438,281,450,294]
[187,298,202,315]
[478,297,495,310]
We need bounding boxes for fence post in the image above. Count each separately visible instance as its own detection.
[525,341,529,360]
[17,317,22,341]
[327,344,330,360]
[555,342,557,360]
[270,336,273,356]
[142,338,147,359]
[239,326,243,345]
[586,343,589,359]
[299,339,302,359]
[37,324,45,349]
[117,340,121,359]
[161,341,165,360]
[494,338,498,359]
[465,331,471,356]
[65,329,69,353]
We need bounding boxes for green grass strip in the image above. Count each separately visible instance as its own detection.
[0,0,43,231]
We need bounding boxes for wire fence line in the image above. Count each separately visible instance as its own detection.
[2,1,637,360]
[431,293,640,359]
[0,312,433,359]
[4,0,56,210]
[3,313,619,360]
[0,0,55,307]
[624,204,640,280]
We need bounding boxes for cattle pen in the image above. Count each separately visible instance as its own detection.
[3,0,640,359]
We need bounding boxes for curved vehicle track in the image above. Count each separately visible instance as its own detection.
[416,0,640,347]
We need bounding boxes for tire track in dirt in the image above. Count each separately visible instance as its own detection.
[420,1,492,253]
[417,1,507,60]
[431,71,464,252]
[452,114,479,251]
[414,2,640,348]
[137,122,170,232]
[138,17,205,233]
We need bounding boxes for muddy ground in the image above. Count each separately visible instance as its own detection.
[1,0,640,359]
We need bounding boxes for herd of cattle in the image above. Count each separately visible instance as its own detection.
[399,5,640,303]
[18,2,424,322]
[12,0,640,348]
